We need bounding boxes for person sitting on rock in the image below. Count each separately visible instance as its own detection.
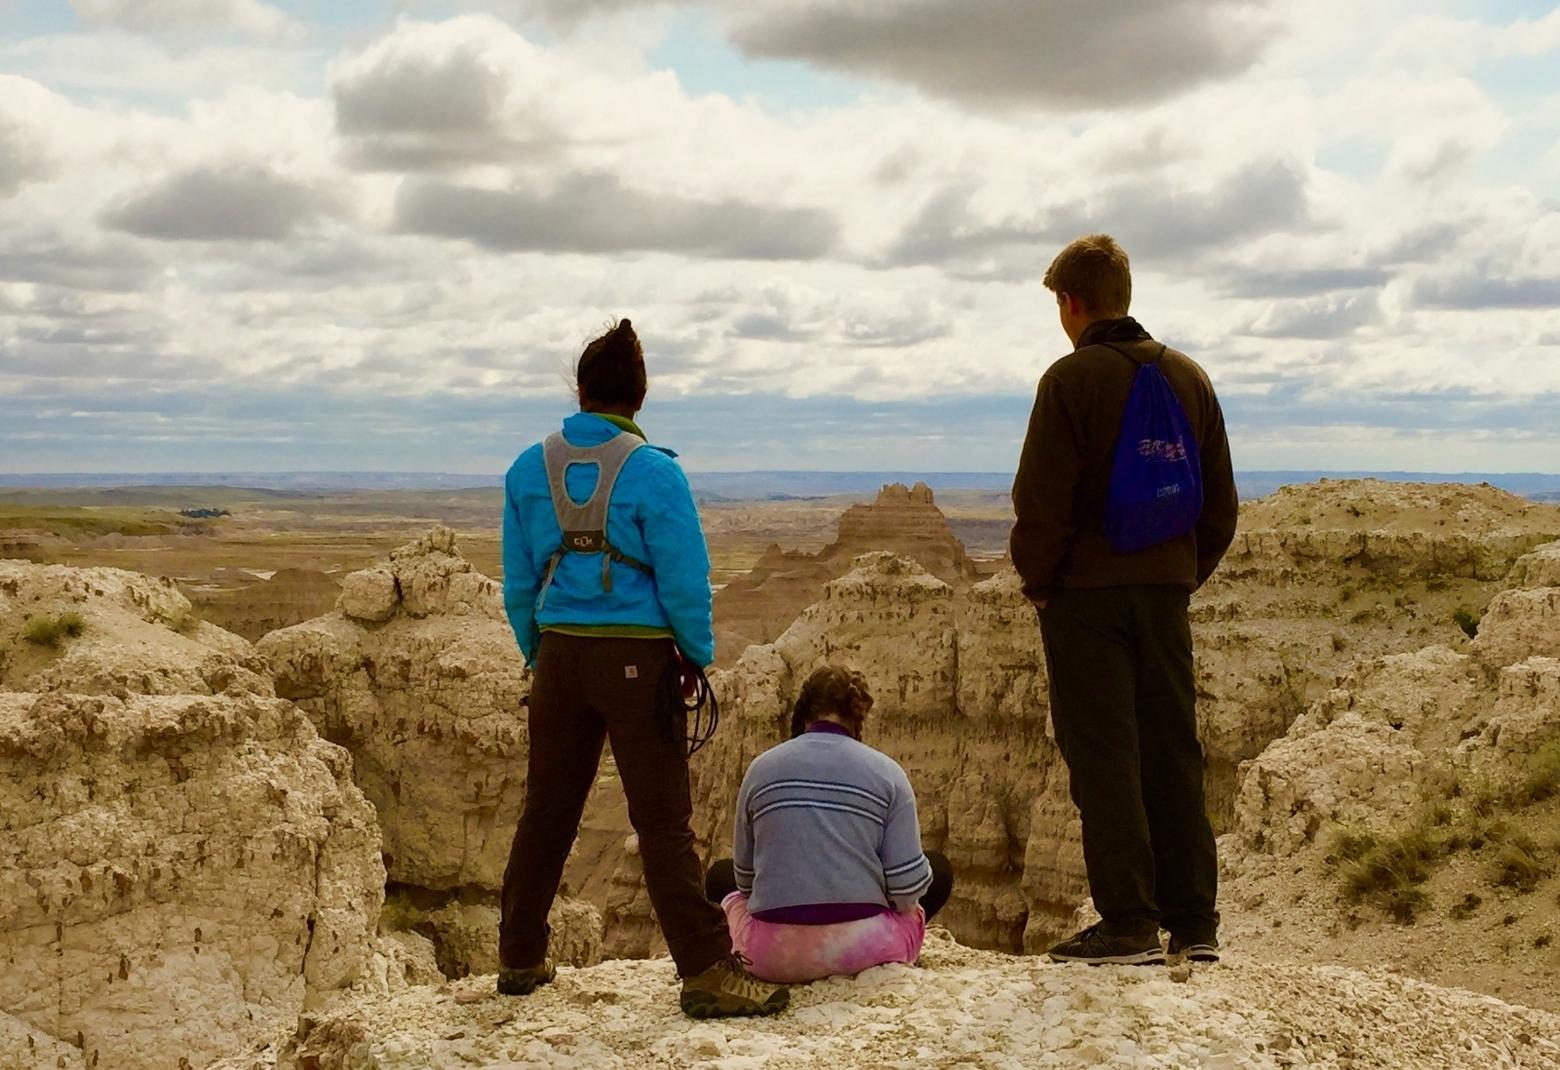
[498,318,788,1020]
[705,664,954,983]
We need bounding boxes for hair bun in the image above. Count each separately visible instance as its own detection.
[616,318,633,333]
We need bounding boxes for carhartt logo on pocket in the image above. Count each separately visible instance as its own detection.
[624,666,638,679]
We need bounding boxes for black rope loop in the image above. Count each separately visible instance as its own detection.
[663,656,720,758]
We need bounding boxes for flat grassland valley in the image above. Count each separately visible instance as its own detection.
[0,480,1016,643]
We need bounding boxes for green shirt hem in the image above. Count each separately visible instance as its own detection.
[541,624,675,641]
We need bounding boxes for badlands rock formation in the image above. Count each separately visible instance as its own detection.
[0,560,386,1070]
[1222,534,1560,1009]
[712,482,981,665]
[673,481,1560,959]
[189,568,342,643]
[258,529,529,894]
[208,929,1560,1070]
[255,529,612,973]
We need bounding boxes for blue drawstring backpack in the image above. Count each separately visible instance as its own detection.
[1102,343,1203,554]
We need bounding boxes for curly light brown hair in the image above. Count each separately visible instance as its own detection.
[789,664,874,739]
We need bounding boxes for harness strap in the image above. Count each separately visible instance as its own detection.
[537,429,654,609]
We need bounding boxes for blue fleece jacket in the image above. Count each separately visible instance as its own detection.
[502,412,716,667]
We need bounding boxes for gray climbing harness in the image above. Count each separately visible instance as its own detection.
[535,430,655,612]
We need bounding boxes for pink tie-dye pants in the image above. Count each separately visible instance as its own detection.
[720,892,927,983]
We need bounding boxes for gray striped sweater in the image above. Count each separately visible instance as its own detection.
[733,730,933,914]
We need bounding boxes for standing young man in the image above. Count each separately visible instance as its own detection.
[1010,235,1238,965]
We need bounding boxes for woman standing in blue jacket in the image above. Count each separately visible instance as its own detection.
[497,319,788,1020]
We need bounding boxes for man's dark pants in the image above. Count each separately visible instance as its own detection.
[1040,584,1218,942]
[499,633,729,977]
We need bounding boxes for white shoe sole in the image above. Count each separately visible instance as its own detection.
[1047,949,1166,966]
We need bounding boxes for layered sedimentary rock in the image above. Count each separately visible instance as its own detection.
[0,560,385,1070]
[833,482,979,581]
[258,528,530,894]
[712,483,980,665]
[188,569,343,643]
[672,482,1560,957]
[1189,478,1560,814]
[1221,535,1560,1008]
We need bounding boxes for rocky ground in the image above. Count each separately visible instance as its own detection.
[212,930,1560,1070]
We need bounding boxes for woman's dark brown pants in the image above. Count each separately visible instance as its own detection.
[498,632,730,977]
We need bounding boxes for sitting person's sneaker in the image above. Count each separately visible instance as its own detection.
[679,953,790,1019]
[1047,924,1165,966]
[1167,935,1220,963]
[497,959,556,996]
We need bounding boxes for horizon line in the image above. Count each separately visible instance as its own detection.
[3,468,1559,478]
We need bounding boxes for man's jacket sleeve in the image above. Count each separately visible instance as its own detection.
[1010,374,1086,603]
[639,456,717,667]
[501,469,542,667]
[1195,393,1238,587]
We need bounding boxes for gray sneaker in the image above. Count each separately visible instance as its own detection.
[1167,936,1220,963]
[1047,924,1165,966]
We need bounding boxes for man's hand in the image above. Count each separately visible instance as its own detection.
[1031,598,1048,620]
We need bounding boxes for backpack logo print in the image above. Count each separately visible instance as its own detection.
[625,665,638,679]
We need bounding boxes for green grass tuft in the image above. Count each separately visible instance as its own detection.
[1329,822,1441,923]
[1452,607,1480,639]
[155,608,201,636]
[1516,741,1560,806]
[22,611,86,647]
[1488,835,1550,894]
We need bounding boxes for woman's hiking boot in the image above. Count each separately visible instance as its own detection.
[679,954,790,1019]
[497,959,556,996]
[1167,935,1221,963]
[1047,924,1165,966]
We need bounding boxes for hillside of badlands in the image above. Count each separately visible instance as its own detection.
[2,478,1558,1069]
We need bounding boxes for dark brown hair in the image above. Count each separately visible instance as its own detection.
[1042,234,1132,317]
[576,318,646,411]
[789,664,874,739]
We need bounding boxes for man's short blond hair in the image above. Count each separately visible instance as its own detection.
[1043,234,1131,317]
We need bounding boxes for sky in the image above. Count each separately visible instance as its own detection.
[0,0,1558,475]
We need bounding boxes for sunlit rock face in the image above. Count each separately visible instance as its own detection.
[1216,533,1560,1008]
[0,559,383,1070]
[258,528,531,894]
[0,558,275,698]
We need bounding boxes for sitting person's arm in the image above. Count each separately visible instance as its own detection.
[880,768,933,913]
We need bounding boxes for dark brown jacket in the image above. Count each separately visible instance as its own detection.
[1010,317,1237,602]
